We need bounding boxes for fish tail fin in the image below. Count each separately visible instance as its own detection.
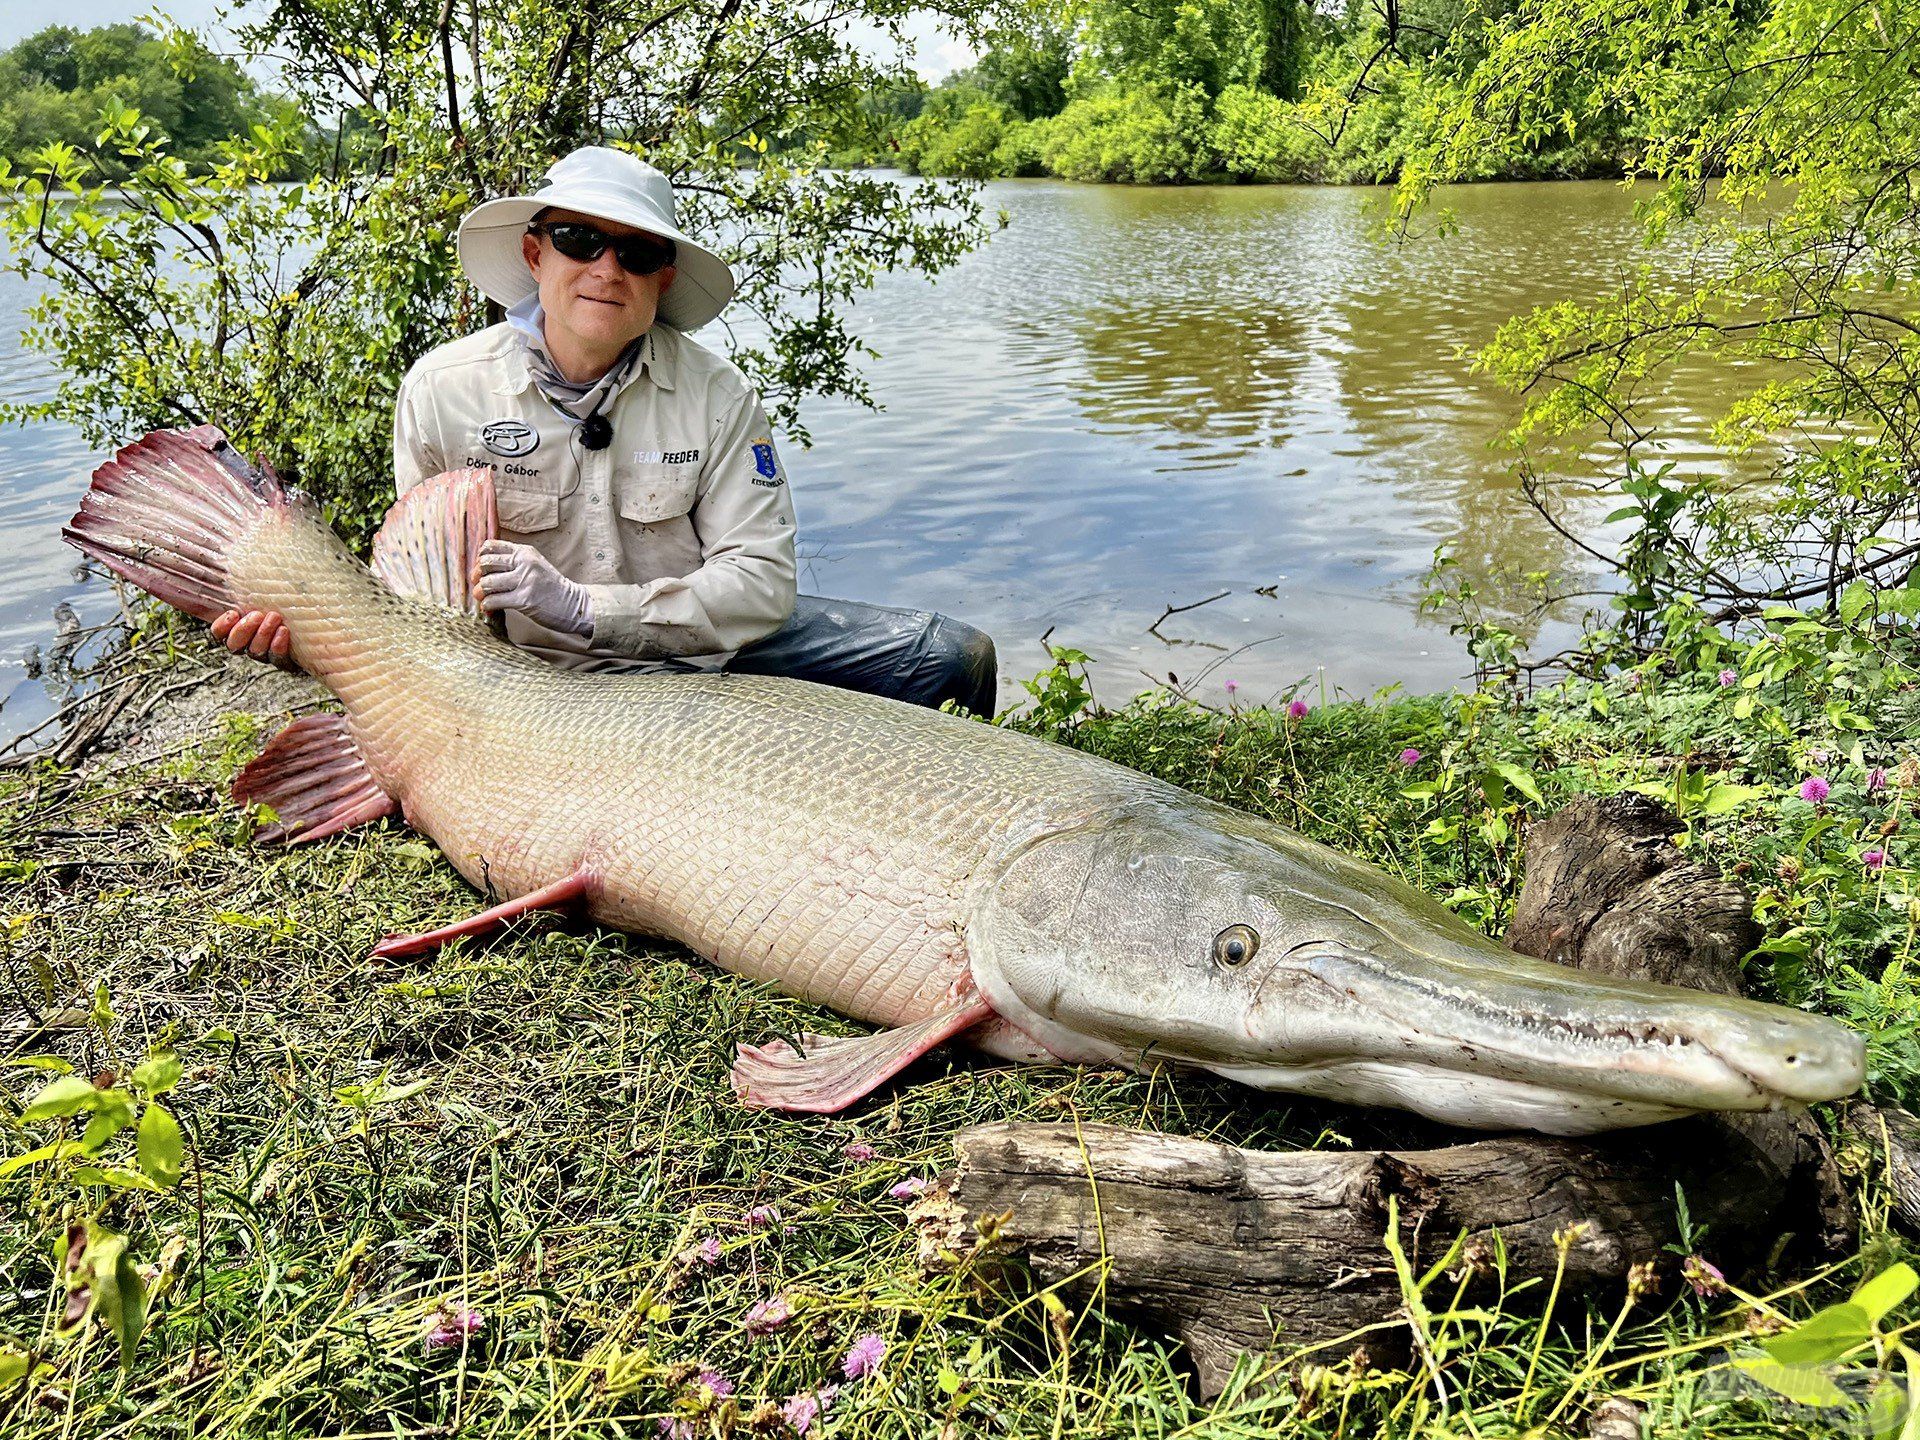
[63,425,292,624]
[370,469,498,619]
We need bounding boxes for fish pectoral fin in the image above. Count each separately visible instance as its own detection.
[731,996,996,1115]
[232,713,398,845]
[371,866,595,960]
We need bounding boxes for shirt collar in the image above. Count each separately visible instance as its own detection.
[496,294,676,399]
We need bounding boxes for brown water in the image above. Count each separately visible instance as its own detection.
[0,178,1751,742]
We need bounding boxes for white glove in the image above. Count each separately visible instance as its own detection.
[472,539,594,637]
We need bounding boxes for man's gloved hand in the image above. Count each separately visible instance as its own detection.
[212,609,296,670]
[472,539,595,637]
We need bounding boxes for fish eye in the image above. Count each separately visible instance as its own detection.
[1213,923,1259,968]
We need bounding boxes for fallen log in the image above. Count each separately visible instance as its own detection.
[938,793,1857,1396]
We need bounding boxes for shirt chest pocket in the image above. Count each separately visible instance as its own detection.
[617,465,701,526]
[496,484,562,534]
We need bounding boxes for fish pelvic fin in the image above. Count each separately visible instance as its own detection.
[63,426,293,623]
[370,865,595,960]
[371,469,498,619]
[233,712,398,845]
[731,995,996,1115]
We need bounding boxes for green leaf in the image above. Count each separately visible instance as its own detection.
[79,1102,135,1153]
[1699,783,1767,817]
[1851,1263,1917,1324]
[131,1050,182,1098]
[1486,761,1544,806]
[68,1165,162,1192]
[90,981,115,1038]
[1839,581,1872,624]
[137,1104,184,1188]
[0,1344,30,1392]
[1762,1301,1872,1367]
[20,1075,103,1122]
[105,1242,147,1370]
[4,1055,73,1074]
[0,1141,82,1178]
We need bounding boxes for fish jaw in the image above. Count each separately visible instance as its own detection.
[966,798,1865,1133]
[1222,940,1864,1129]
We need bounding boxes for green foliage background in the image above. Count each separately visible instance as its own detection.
[0,4,1009,548]
[0,25,304,174]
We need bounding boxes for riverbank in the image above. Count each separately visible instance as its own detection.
[0,606,1914,1433]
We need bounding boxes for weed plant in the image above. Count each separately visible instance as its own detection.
[1,592,1917,1437]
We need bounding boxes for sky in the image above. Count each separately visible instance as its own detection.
[0,3,978,78]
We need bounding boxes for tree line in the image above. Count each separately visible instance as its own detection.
[0,24,308,174]
[879,0,1651,184]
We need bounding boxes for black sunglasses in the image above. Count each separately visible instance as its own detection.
[528,221,676,276]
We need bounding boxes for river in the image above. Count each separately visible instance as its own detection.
[0,177,1753,745]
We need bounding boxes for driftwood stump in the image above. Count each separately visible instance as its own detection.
[937,794,1857,1397]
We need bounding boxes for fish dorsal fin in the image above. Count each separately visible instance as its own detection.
[370,468,497,616]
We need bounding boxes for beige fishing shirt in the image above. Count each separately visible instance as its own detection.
[393,321,797,669]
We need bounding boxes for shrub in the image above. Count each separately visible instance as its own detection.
[1039,85,1210,184]
[1207,84,1320,182]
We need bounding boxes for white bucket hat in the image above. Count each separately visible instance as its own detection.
[457,146,736,332]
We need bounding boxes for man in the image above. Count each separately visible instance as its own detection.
[215,146,997,714]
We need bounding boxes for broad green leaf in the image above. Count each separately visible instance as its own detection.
[1486,762,1543,806]
[79,1103,135,1153]
[137,1104,184,1188]
[1699,784,1767,816]
[20,1075,102,1122]
[1839,581,1872,624]
[0,1345,29,1392]
[1762,1301,1872,1367]
[1852,1263,1917,1324]
[131,1050,182,1098]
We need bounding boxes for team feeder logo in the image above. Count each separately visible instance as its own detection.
[481,419,539,458]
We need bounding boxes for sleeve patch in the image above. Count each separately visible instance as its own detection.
[750,438,785,486]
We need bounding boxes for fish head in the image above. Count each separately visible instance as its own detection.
[969,799,1864,1133]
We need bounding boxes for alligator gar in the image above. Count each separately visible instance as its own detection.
[65,427,1865,1134]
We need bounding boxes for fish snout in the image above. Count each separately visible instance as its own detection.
[1704,1004,1865,1105]
[1247,942,1864,1113]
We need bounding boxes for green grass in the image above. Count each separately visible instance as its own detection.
[1,623,1917,1437]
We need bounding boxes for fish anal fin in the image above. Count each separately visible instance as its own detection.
[232,713,397,845]
[370,468,497,617]
[731,996,996,1114]
[371,865,595,960]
